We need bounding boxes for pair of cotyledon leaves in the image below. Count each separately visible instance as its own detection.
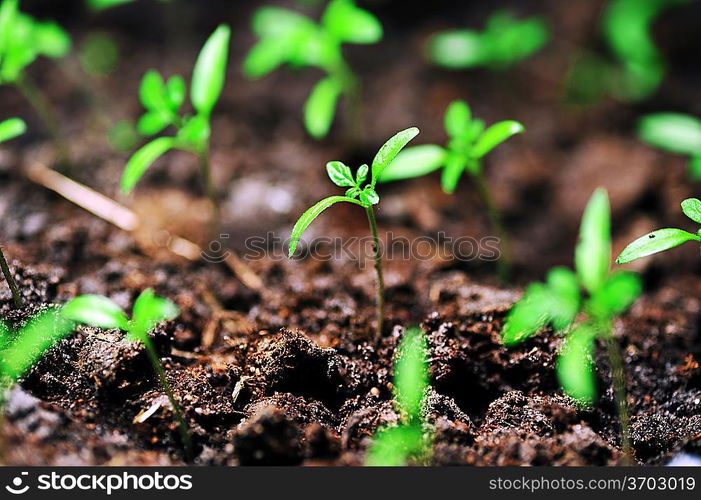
[121,25,230,194]
[378,100,523,193]
[0,0,70,84]
[503,189,642,404]
[288,127,418,257]
[244,0,382,139]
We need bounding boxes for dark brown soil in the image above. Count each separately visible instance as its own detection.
[1,0,701,466]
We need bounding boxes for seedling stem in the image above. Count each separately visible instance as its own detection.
[0,247,23,309]
[365,205,385,339]
[473,172,512,283]
[603,331,633,465]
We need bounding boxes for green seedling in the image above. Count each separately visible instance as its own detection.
[0,0,71,161]
[0,245,23,309]
[427,10,549,71]
[638,113,701,181]
[379,100,523,282]
[366,326,430,466]
[86,0,171,12]
[288,127,419,340]
[0,117,25,144]
[122,25,230,231]
[503,189,641,464]
[62,289,192,459]
[603,0,691,102]
[617,198,701,264]
[243,0,382,139]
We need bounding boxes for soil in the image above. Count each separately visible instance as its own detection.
[1,0,701,466]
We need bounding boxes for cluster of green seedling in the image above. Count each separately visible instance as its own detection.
[123,25,230,230]
[428,10,549,71]
[0,0,71,161]
[379,100,523,282]
[288,127,419,340]
[366,327,431,466]
[503,189,641,464]
[62,290,192,459]
[617,198,701,264]
[244,0,382,139]
[637,113,701,181]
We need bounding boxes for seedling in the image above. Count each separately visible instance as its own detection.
[288,127,419,340]
[122,25,230,231]
[243,0,382,139]
[366,326,430,466]
[427,10,549,71]
[617,198,701,264]
[62,289,193,459]
[0,246,23,309]
[638,113,701,181]
[0,0,71,162]
[379,100,523,282]
[503,189,641,464]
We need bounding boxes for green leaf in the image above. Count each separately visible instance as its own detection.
[366,423,424,467]
[130,288,179,343]
[681,198,701,224]
[304,77,342,139]
[87,0,134,12]
[121,137,176,194]
[62,295,129,331]
[588,271,641,319]
[322,0,383,44]
[0,310,74,382]
[243,37,289,78]
[378,145,447,183]
[638,113,701,156]
[191,24,230,117]
[0,0,19,58]
[165,75,186,111]
[0,117,26,143]
[359,186,379,205]
[427,30,486,69]
[394,327,429,421]
[139,70,167,111]
[616,228,700,264]
[32,21,71,59]
[345,187,361,198]
[440,152,466,194]
[472,120,524,159]
[137,111,170,136]
[326,161,355,187]
[356,164,368,184]
[371,127,420,187]
[177,115,210,148]
[545,267,581,330]
[575,188,611,294]
[251,6,313,38]
[557,323,597,406]
[288,196,365,257]
[444,100,471,139]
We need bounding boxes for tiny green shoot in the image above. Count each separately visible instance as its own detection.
[0,0,71,162]
[288,127,419,340]
[243,0,382,139]
[0,117,26,144]
[62,289,193,459]
[0,245,23,308]
[427,10,549,71]
[638,113,701,181]
[379,100,523,282]
[503,189,641,464]
[122,25,231,232]
[366,326,430,466]
[616,198,701,264]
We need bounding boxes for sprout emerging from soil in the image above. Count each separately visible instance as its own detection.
[427,10,549,71]
[366,326,431,466]
[379,100,523,282]
[617,198,701,264]
[0,246,23,308]
[0,0,71,162]
[62,289,193,459]
[638,113,701,181]
[243,0,382,140]
[503,188,642,464]
[288,127,419,340]
[122,25,231,232]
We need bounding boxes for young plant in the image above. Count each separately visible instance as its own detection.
[366,326,430,466]
[0,246,23,309]
[288,127,419,340]
[427,10,549,71]
[62,289,192,459]
[502,189,641,464]
[638,113,701,181]
[379,100,523,282]
[617,198,701,264]
[243,0,382,139]
[0,0,71,161]
[122,25,230,231]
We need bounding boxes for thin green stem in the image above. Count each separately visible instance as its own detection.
[14,74,71,166]
[198,149,220,236]
[472,172,512,284]
[604,333,634,465]
[365,206,385,341]
[142,338,193,461]
[0,247,23,309]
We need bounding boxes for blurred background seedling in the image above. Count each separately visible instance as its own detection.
[638,113,701,181]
